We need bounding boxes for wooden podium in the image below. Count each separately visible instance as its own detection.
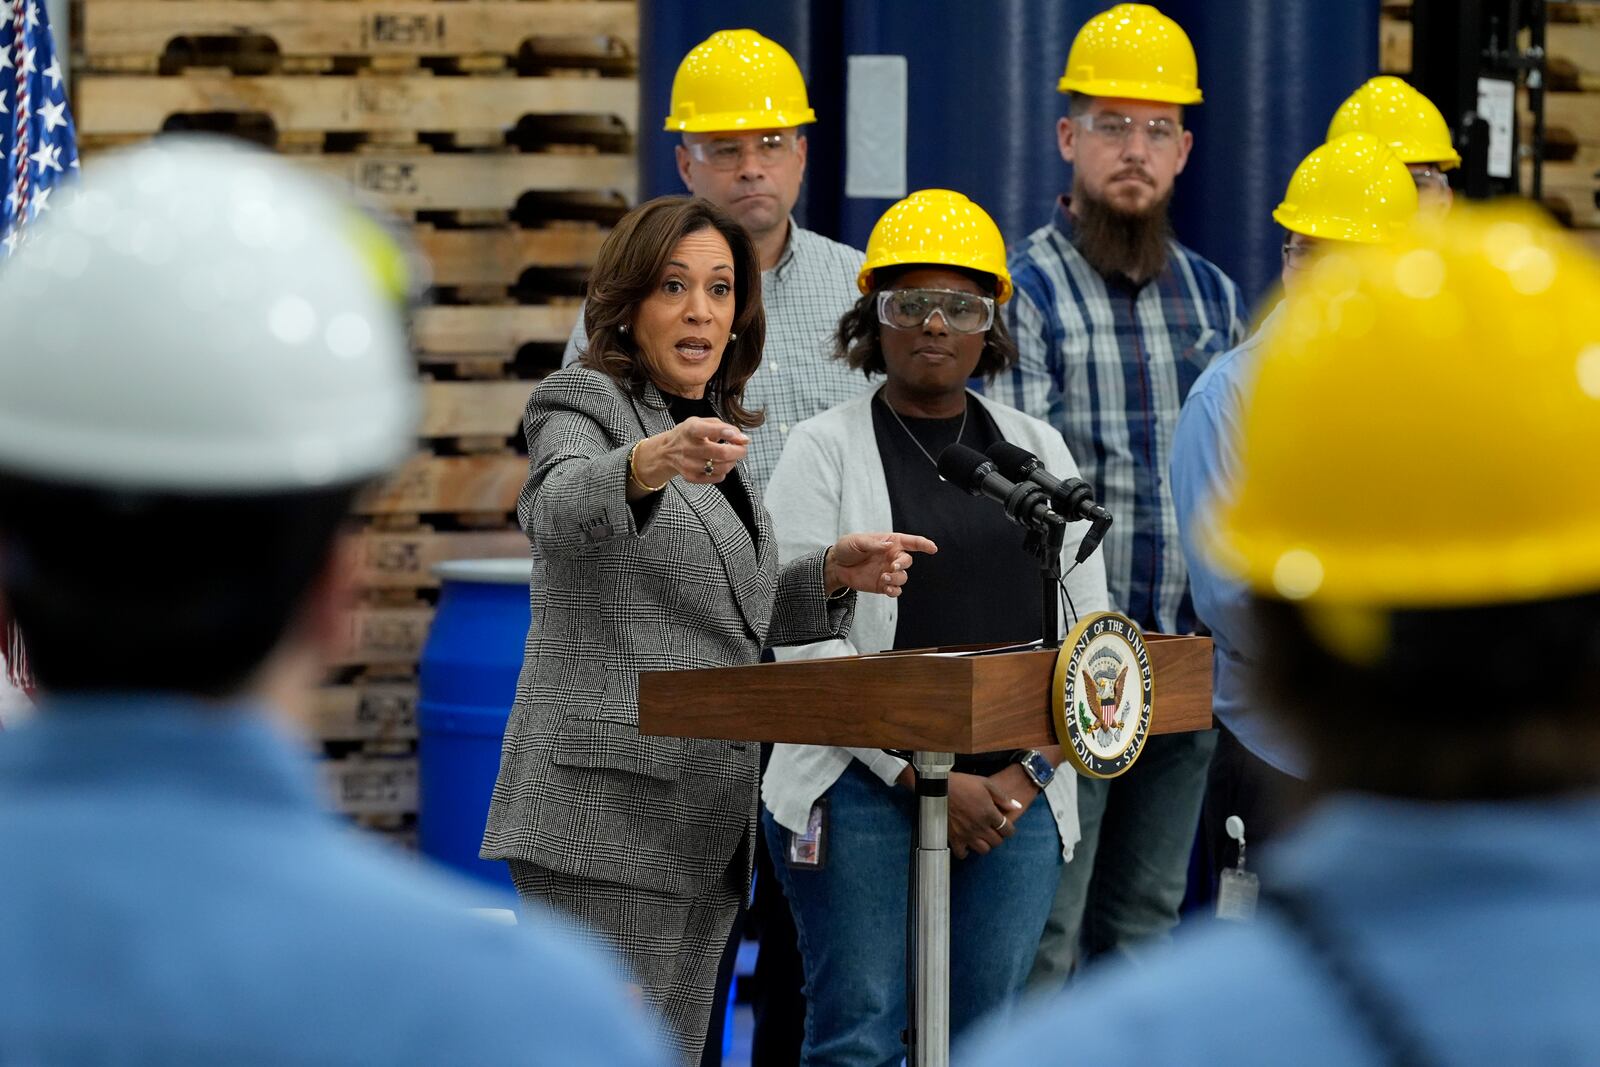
[640,635,1213,1067]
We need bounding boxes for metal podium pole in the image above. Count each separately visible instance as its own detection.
[907,750,955,1067]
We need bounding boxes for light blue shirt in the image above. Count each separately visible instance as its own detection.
[1169,303,1304,776]
[0,696,667,1066]
[962,792,1600,1066]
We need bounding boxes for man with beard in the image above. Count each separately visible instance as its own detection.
[985,3,1247,991]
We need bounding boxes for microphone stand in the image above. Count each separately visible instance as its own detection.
[1023,516,1068,649]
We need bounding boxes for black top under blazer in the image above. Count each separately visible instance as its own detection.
[480,367,855,900]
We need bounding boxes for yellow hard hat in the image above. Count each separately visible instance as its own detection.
[1208,202,1600,608]
[1272,133,1418,245]
[858,189,1013,304]
[663,29,817,134]
[1057,4,1202,105]
[1328,75,1462,171]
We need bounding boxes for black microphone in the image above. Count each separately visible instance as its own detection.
[936,444,1063,532]
[985,441,1111,523]
[985,441,1114,565]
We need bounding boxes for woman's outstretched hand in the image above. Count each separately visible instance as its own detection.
[824,533,939,598]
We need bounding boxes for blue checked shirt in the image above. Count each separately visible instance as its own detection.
[564,220,869,494]
[986,199,1246,635]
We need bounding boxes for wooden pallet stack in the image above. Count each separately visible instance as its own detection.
[71,0,639,840]
[1381,0,1600,250]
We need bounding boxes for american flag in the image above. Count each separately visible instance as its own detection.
[2,0,77,701]
[3,0,78,256]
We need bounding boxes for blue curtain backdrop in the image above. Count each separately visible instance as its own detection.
[638,1,1377,309]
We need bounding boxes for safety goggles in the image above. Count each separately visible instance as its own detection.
[876,288,996,335]
[1408,165,1451,195]
[1075,113,1182,149]
[1281,236,1319,270]
[684,131,800,172]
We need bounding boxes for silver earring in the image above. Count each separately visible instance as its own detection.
[619,324,629,334]
[728,331,738,341]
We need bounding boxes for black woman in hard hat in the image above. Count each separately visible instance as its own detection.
[760,190,1110,1063]
[968,203,1600,1066]
[479,194,936,1065]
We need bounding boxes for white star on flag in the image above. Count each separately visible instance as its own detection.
[24,1,39,30]
[0,89,8,115]
[21,45,36,76]
[0,42,11,70]
[30,185,50,217]
[42,56,62,90]
[29,143,63,176]
[1,229,20,257]
[39,98,67,132]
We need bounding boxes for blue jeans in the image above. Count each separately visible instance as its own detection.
[1027,728,1219,990]
[764,762,1063,1067]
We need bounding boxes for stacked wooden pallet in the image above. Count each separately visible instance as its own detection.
[71,0,639,834]
[1380,0,1600,246]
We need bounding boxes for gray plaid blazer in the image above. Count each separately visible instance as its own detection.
[481,367,855,900]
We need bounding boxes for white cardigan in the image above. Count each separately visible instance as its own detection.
[761,386,1112,859]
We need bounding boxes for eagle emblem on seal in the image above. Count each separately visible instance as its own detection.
[1080,649,1129,734]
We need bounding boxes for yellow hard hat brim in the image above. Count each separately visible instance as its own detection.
[1271,205,1394,245]
[1388,140,1463,170]
[1056,76,1202,105]
[665,107,818,133]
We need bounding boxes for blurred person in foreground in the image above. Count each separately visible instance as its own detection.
[481,194,935,1064]
[0,138,666,1065]
[963,201,1600,1065]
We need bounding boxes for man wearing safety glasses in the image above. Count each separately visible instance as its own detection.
[1328,76,1460,218]
[563,29,867,496]
[985,3,1248,994]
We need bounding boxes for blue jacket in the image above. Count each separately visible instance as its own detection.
[0,696,666,1065]
[962,793,1600,1065]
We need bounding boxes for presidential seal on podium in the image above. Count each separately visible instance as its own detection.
[1052,611,1156,778]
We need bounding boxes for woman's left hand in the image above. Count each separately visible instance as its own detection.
[824,533,938,598]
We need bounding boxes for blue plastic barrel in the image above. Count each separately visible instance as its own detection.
[418,558,532,889]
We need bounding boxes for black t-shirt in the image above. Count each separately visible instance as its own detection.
[872,391,1042,652]
[661,391,757,544]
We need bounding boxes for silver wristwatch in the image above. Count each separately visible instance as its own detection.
[1016,749,1055,790]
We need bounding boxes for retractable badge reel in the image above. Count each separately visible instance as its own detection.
[1216,815,1259,921]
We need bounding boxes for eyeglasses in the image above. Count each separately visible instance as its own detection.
[684,132,799,172]
[1076,113,1182,148]
[1409,165,1451,195]
[876,288,996,335]
[1281,238,1318,269]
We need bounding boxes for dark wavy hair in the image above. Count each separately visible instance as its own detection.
[577,196,767,429]
[835,264,1019,381]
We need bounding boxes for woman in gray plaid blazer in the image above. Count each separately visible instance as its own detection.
[480,197,935,1063]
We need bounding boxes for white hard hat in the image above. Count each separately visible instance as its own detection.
[0,136,418,493]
